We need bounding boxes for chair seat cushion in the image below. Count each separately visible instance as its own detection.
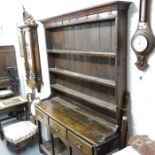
[3,121,37,144]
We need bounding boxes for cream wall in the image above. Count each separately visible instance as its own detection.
[0,0,155,140]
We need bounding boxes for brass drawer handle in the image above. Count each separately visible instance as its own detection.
[76,140,82,149]
[39,115,44,119]
[54,125,60,132]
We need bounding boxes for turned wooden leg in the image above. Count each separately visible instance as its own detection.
[31,136,34,141]
[15,145,20,155]
[6,141,9,146]
[0,122,4,140]
[69,146,72,155]
[37,120,43,152]
[51,134,55,155]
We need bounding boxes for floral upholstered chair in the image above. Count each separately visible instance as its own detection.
[3,98,39,155]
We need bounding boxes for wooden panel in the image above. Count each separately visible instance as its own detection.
[0,46,16,79]
[51,84,116,113]
[36,109,48,126]
[45,30,53,49]
[64,25,74,50]
[49,118,66,140]
[54,54,70,71]
[93,57,115,81]
[54,74,115,103]
[0,78,10,89]
[47,53,55,69]
[54,54,115,80]
[68,131,93,155]
[46,28,65,49]
[47,20,115,52]
[0,45,18,89]
[99,21,114,52]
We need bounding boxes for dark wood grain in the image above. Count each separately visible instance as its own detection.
[51,54,115,80]
[47,49,115,58]
[39,1,131,155]
[36,97,116,145]
[0,78,10,89]
[51,84,116,113]
[0,45,17,89]
[49,68,116,87]
[40,1,131,28]
[47,20,115,52]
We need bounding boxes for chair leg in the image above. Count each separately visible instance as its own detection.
[6,141,9,146]
[15,145,20,155]
[0,122,4,140]
[51,134,55,155]
[31,136,34,141]
[69,146,72,155]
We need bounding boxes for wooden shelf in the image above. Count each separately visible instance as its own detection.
[40,142,52,155]
[47,49,115,58]
[51,84,117,113]
[49,68,115,88]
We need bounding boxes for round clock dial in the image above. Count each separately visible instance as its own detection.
[132,34,148,53]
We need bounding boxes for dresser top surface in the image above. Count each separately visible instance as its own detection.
[36,96,117,146]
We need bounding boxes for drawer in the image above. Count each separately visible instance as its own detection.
[36,109,48,125]
[68,131,93,155]
[49,118,66,140]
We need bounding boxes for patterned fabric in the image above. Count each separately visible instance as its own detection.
[128,135,155,155]
[3,121,37,144]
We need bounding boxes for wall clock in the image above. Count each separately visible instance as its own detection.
[131,0,155,70]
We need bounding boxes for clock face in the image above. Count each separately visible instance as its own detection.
[132,34,148,53]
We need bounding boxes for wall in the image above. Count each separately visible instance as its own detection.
[0,0,155,140]
[127,0,155,139]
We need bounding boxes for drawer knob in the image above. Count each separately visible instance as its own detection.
[54,125,60,132]
[39,115,43,119]
[76,140,82,149]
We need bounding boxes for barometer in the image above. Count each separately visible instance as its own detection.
[18,7,42,92]
[131,0,154,70]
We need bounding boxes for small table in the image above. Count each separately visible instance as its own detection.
[0,95,28,139]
